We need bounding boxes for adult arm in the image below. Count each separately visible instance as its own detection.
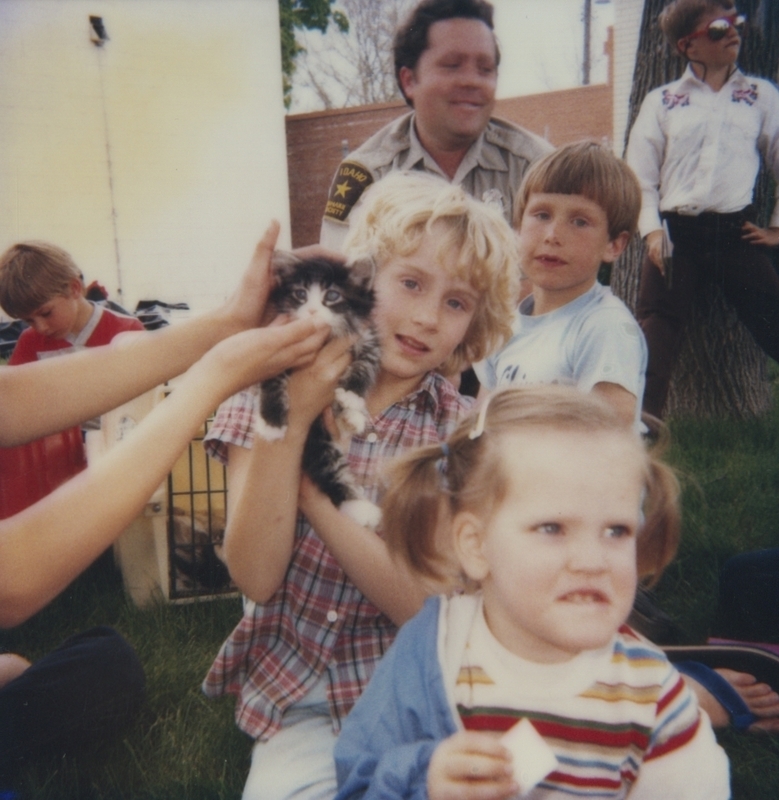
[297,476,428,626]
[0,222,283,446]
[221,336,353,602]
[0,318,328,628]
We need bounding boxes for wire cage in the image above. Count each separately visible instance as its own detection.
[96,391,237,607]
[166,415,236,600]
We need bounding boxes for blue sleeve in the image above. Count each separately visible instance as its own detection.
[334,597,457,800]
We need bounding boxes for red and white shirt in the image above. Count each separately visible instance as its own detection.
[9,302,143,365]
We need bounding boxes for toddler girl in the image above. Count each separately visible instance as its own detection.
[334,385,729,799]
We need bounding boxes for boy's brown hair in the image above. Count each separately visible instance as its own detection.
[0,241,84,319]
[513,140,641,242]
[658,0,736,50]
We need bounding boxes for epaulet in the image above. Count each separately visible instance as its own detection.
[323,112,413,224]
[484,117,552,158]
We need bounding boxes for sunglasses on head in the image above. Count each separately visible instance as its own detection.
[684,13,746,44]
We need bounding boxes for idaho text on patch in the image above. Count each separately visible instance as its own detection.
[324,161,374,223]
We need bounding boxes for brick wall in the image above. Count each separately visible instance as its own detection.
[285,34,614,247]
[286,102,407,248]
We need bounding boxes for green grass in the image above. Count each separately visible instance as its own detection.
[3,374,779,798]
[647,370,779,799]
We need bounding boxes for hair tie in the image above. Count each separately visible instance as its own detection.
[468,397,491,440]
[437,441,450,483]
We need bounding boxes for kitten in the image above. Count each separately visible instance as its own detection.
[255,253,382,528]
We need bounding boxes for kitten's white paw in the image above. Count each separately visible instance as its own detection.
[335,388,368,434]
[340,499,382,529]
[255,418,287,442]
[341,408,368,435]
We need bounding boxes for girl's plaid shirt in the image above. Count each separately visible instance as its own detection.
[201,371,473,740]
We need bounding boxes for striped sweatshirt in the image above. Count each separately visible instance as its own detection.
[455,596,710,796]
[334,594,730,799]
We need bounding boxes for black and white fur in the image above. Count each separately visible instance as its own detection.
[256,253,382,528]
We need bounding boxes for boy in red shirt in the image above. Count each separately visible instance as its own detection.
[0,242,145,517]
[0,241,143,365]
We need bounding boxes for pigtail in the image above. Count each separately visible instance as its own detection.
[637,457,682,586]
[381,442,456,587]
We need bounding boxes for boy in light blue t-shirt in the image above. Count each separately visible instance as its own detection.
[475,140,647,429]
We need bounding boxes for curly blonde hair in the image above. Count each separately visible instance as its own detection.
[344,171,519,376]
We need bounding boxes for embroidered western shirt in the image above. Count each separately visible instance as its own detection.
[626,66,779,238]
[202,371,473,740]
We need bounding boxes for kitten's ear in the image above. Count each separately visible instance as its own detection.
[348,256,376,289]
[271,251,301,283]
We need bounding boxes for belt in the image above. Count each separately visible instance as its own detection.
[662,206,754,225]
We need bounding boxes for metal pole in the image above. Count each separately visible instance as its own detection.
[583,0,592,86]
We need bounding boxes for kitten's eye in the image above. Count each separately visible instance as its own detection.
[292,289,308,302]
[324,289,342,304]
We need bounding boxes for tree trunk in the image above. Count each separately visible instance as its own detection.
[610,0,778,419]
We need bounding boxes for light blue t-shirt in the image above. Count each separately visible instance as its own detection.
[474,283,647,429]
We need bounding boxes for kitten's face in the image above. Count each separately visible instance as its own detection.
[284,281,347,331]
[270,255,374,336]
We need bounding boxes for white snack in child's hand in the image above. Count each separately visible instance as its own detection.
[500,718,558,795]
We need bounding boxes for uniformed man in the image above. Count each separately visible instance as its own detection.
[320,0,552,251]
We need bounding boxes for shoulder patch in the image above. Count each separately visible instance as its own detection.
[324,161,374,223]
